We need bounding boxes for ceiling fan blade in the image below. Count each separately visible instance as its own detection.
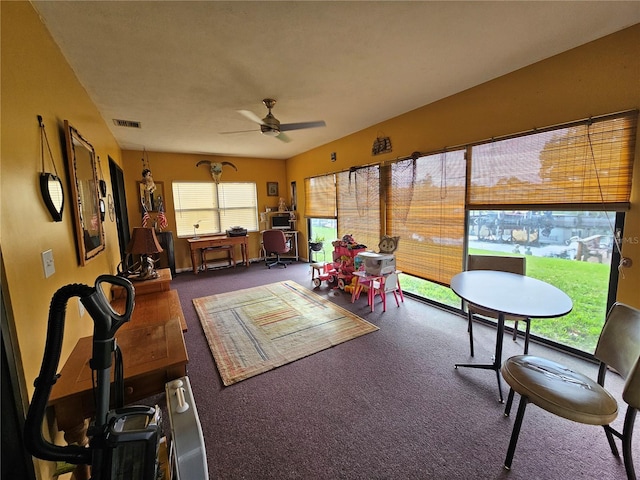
[238,110,265,125]
[276,132,292,143]
[219,129,257,135]
[280,120,326,132]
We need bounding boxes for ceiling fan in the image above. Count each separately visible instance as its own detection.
[222,99,326,142]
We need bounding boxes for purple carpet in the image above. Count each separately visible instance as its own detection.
[168,262,635,479]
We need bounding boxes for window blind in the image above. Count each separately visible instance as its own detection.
[468,111,637,211]
[388,150,467,286]
[304,174,336,218]
[172,181,258,237]
[336,166,380,250]
[217,183,258,232]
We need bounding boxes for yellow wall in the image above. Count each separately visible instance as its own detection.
[288,24,640,307]
[2,3,124,477]
[120,150,288,269]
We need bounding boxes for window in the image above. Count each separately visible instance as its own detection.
[388,149,467,286]
[467,208,622,352]
[172,182,258,237]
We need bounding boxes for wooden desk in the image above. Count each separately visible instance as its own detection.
[451,270,572,402]
[188,235,249,274]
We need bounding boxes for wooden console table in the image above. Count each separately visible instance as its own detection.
[187,235,249,274]
[48,289,188,479]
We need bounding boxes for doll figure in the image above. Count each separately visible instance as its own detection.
[142,168,156,194]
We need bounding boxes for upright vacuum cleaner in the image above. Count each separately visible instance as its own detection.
[24,275,162,480]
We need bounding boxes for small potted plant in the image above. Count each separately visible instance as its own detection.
[309,235,325,252]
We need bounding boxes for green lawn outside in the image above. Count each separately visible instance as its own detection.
[308,226,340,262]
[400,248,609,353]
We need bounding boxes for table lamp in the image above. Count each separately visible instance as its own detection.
[126,227,164,280]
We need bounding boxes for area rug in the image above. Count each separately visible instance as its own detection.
[193,281,379,386]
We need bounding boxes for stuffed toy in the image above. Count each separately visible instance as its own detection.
[378,235,400,254]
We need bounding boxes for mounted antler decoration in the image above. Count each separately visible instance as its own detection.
[196,160,238,183]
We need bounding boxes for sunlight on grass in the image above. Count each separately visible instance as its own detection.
[400,249,609,353]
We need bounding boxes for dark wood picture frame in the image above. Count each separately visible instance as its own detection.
[267,182,279,196]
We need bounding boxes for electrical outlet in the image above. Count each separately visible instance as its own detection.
[41,249,55,278]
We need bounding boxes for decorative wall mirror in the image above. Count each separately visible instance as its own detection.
[139,181,164,212]
[64,121,105,265]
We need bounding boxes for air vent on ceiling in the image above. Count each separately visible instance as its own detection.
[113,119,141,128]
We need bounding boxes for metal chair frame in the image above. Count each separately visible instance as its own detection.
[502,302,640,479]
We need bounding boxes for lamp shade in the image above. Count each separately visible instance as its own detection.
[126,227,163,255]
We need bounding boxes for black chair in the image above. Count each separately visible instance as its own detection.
[501,302,640,478]
[466,255,530,356]
[262,229,291,269]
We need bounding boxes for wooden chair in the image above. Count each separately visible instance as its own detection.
[466,255,529,357]
[501,302,640,478]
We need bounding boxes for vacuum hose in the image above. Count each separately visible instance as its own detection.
[24,274,134,465]
[24,283,94,464]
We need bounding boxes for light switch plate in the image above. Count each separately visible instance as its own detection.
[41,249,55,278]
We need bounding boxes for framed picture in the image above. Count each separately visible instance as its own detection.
[267,182,279,196]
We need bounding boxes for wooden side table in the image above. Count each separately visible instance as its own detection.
[111,289,187,332]
[48,286,188,479]
[111,268,172,299]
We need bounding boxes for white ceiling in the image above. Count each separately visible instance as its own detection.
[31,1,640,160]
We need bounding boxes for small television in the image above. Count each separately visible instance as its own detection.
[271,215,290,230]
